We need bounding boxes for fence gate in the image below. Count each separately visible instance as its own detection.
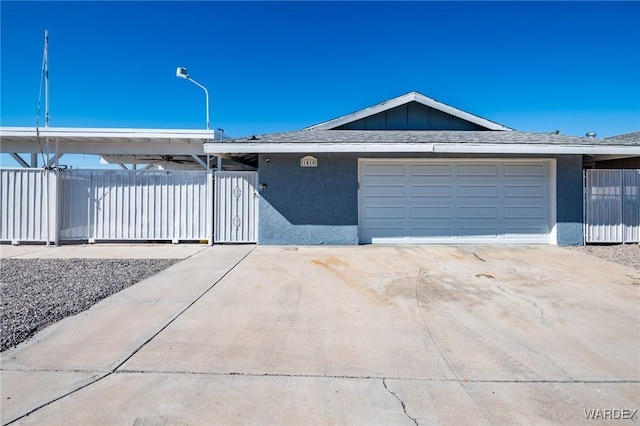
[584,169,640,243]
[215,171,259,243]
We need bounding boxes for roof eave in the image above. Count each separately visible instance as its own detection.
[204,142,639,155]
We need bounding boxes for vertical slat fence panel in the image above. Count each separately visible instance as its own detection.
[0,168,56,243]
[585,169,639,243]
[58,169,210,242]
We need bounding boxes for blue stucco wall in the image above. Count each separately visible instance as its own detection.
[555,155,584,246]
[257,153,584,246]
[258,154,359,244]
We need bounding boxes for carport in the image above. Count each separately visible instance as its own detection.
[0,127,259,245]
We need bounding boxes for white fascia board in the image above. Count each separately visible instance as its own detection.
[204,143,436,154]
[204,142,640,155]
[0,127,215,139]
[433,144,640,155]
[1,140,206,155]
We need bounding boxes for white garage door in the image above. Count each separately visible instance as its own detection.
[359,159,553,244]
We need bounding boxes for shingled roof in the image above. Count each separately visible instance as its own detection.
[221,130,630,146]
[604,131,640,144]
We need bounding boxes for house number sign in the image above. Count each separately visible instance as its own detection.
[300,156,318,167]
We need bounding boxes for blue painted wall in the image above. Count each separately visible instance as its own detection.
[555,155,584,245]
[258,153,584,246]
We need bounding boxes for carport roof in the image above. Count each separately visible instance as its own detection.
[0,127,216,155]
[204,129,640,155]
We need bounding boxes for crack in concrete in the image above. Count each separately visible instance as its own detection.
[382,378,418,426]
[2,372,112,426]
[473,252,487,262]
[111,369,639,384]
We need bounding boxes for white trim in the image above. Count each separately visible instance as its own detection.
[432,144,640,155]
[1,127,215,139]
[549,159,558,245]
[305,92,512,131]
[205,142,640,155]
[206,143,435,154]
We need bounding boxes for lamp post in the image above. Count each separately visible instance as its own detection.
[176,67,210,130]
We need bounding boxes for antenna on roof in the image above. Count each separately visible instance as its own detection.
[35,30,50,166]
[34,30,53,245]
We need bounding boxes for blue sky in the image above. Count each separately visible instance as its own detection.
[1,1,639,167]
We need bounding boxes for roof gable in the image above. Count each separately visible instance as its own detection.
[304,92,512,131]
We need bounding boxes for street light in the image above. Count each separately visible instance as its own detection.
[176,67,210,130]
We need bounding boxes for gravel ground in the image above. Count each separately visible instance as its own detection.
[566,244,640,270]
[0,258,179,352]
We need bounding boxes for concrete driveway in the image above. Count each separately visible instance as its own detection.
[2,245,639,425]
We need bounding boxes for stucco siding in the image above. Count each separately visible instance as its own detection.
[555,155,584,246]
[258,154,358,244]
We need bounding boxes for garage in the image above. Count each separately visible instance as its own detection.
[358,159,554,244]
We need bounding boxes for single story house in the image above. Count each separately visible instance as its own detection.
[1,91,638,246]
[204,92,640,246]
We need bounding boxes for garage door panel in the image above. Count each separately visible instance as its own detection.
[504,164,546,177]
[458,206,499,219]
[411,206,452,219]
[364,164,405,177]
[363,206,405,219]
[458,164,498,176]
[458,227,500,238]
[504,185,545,198]
[411,185,452,197]
[504,228,547,240]
[362,184,405,197]
[359,160,551,244]
[504,206,546,219]
[458,185,499,197]
[411,227,452,238]
[411,164,452,176]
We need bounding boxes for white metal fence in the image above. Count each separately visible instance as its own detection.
[59,170,213,242]
[1,168,213,244]
[0,169,57,243]
[584,169,640,243]
[215,171,259,243]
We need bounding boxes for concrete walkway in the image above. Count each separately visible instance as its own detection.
[1,244,255,425]
[1,245,639,425]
